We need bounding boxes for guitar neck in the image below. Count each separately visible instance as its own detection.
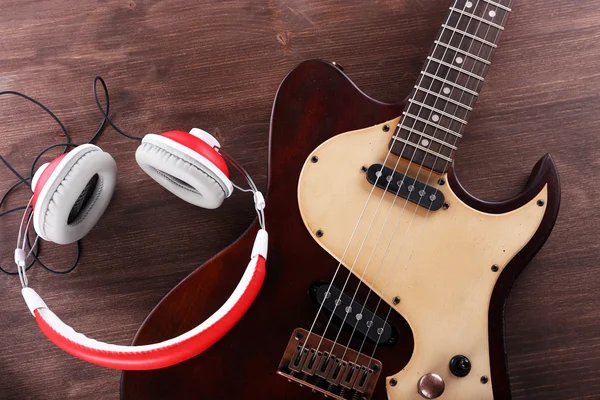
[389,0,514,174]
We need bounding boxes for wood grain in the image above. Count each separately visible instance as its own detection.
[0,1,598,399]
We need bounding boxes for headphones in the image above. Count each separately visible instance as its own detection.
[14,127,268,370]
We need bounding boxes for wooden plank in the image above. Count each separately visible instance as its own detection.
[0,1,599,399]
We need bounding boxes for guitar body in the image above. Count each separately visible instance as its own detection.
[121,60,560,400]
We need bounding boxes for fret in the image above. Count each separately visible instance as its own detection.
[417,73,478,107]
[449,7,505,31]
[441,24,498,49]
[434,41,491,65]
[408,99,468,125]
[412,86,470,129]
[440,29,494,61]
[392,136,453,163]
[414,86,473,111]
[402,112,463,139]
[446,9,500,45]
[420,71,479,96]
[430,42,489,80]
[481,0,512,12]
[388,0,513,174]
[395,126,458,150]
[427,56,485,81]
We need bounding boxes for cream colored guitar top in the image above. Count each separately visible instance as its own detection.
[298,118,547,399]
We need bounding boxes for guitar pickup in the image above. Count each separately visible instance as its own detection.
[310,282,397,346]
[366,164,445,211]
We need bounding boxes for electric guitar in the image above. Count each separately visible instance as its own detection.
[121,0,560,399]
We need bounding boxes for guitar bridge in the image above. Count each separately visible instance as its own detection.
[277,328,382,400]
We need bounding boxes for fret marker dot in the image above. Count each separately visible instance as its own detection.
[455,56,464,64]
[489,10,497,18]
[421,139,430,147]
[431,114,440,122]
[466,1,473,8]
[443,87,451,95]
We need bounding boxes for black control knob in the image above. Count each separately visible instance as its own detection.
[449,355,471,377]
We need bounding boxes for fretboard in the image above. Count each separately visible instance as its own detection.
[389,0,514,173]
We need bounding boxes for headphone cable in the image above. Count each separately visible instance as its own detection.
[0,76,136,275]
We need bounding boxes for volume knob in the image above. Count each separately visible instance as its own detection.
[449,355,471,377]
[417,373,445,399]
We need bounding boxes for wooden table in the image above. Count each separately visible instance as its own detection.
[1,1,598,399]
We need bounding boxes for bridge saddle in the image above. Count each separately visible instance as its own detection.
[277,328,382,400]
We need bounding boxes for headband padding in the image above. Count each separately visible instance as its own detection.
[32,145,117,245]
[135,135,232,209]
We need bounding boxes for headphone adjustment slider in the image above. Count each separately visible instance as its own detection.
[22,287,48,316]
[253,191,266,211]
[14,248,26,267]
[251,229,269,260]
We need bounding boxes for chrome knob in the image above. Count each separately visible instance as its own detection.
[417,373,445,399]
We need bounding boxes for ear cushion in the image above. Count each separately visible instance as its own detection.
[135,134,233,209]
[32,144,117,245]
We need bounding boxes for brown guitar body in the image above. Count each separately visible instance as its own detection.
[121,60,560,400]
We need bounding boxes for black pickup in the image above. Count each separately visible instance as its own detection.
[311,282,397,346]
[366,164,445,211]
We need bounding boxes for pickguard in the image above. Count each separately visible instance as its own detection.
[297,117,547,400]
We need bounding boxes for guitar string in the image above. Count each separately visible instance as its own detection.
[305,1,468,358]
[340,0,494,364]
[361,0,508,369]
[298,0,465,354]
[299,136,407,356]
[307,0,471,363]
[359,0,503,366]
[311,0,497,364]
[324,0,479,362]
[364,5,505,372]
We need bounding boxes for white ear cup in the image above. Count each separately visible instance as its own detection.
[32,144,117,245]
[135,134,233,209]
